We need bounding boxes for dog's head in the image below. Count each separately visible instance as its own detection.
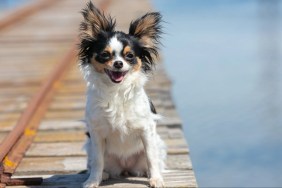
[79,2,162,85]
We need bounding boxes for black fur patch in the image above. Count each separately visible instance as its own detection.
[149,99,157,114]
[85,132,90,138]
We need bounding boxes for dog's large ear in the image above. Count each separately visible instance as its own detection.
[80,1,115,40]
[79,2,115,64]
[129,12,162,72]
[129,12,162,48]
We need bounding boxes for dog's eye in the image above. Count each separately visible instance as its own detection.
[125,52,134,61]
[100,51,111,60]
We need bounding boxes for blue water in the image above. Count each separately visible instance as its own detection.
[152,0,282,187]
[0,0,32,11]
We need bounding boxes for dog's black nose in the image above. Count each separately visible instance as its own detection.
[113,61,123,69]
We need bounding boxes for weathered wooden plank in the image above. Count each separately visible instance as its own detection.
[0,120,17,132]
[158,117,182,127]
[168,127,186,139]
[48,100,85,110]
[0,45,67,56]
[15,154,192,175]
[26,142,86,157]
[0,114,101,132]
[34,130,86,143]
[38,120,85,131]
[0,112,21,121]
[26,137,188,157]
[44,110,84,119]
[9,170,197,188]
[166,155,193,170]
[0,98,27,113]
[0,86,39,95]
[0,132,8,143]
[33,125,163,139]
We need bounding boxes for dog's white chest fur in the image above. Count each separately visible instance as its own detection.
[85,74,156,158]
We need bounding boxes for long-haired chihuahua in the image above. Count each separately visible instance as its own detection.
[78,2,166,188]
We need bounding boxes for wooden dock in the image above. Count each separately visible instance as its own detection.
[0,0,197,187]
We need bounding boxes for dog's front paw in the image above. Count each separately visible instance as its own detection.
[83,179,100,188]
[149,177,164,188]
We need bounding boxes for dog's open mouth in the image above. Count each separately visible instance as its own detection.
[104,69,128,83]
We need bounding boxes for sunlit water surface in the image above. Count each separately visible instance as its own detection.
[152,0,282,187]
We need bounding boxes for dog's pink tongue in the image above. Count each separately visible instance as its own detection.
[111,72,124,82]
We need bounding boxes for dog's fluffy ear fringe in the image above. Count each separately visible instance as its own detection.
[129,12,163,72]
[129,12,162,48]
[80,1,115,40]
[79,1,115,64]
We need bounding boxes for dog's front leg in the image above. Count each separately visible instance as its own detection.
[83,130,105,188]
[141,127,164,188]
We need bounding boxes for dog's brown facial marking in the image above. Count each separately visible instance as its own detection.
[133,57,142,72]
[122,45,141,72]
[91,45,114,73]
[123,46,132,56]
[91,57,113,73]
[104,46,113,54]
[123,46,134,63]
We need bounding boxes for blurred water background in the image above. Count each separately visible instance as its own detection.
[0,0,32,10]
[152,0,282,187]
[0,0,33,18]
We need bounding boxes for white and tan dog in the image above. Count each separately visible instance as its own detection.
[78,2,166,188]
